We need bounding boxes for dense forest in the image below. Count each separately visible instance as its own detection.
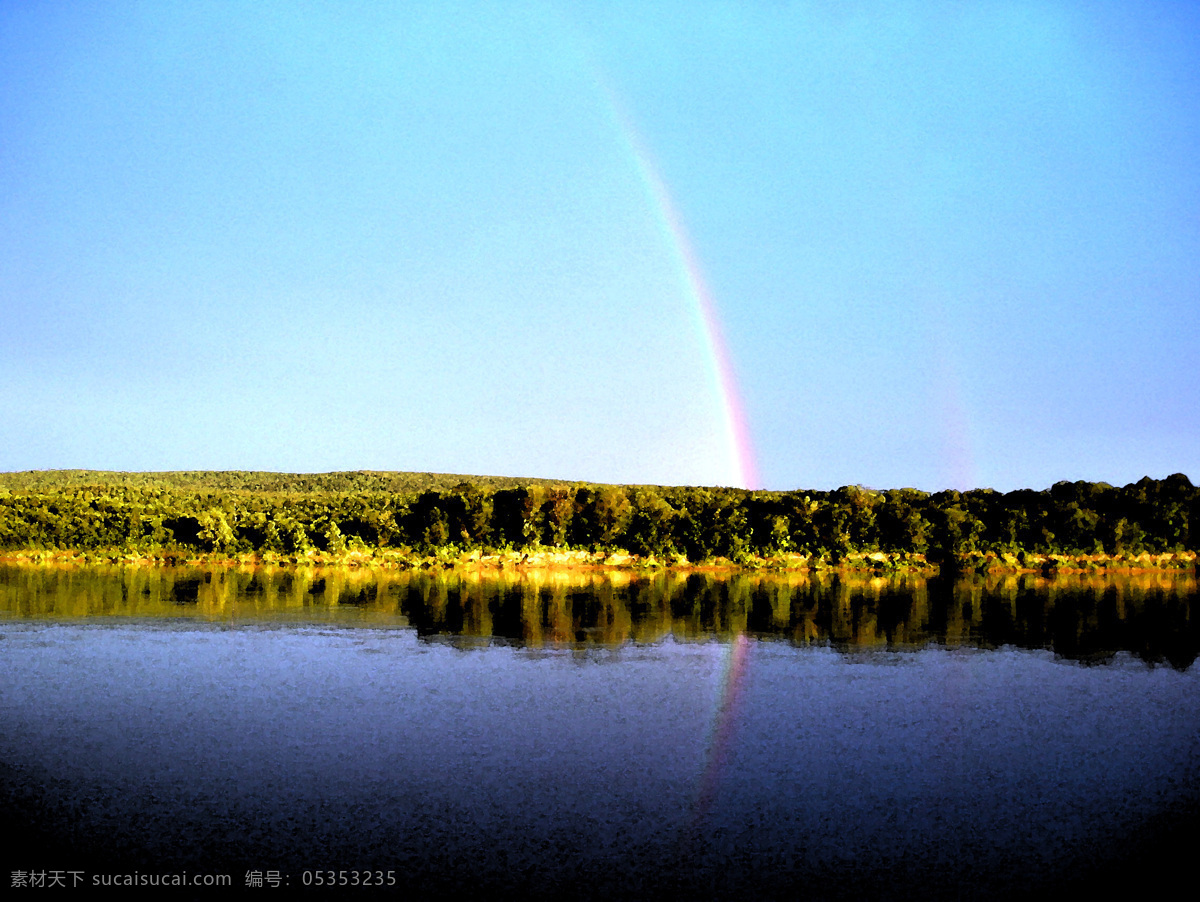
[0,470,1195,572]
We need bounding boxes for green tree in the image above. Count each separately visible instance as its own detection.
[491,488,539,548]
[198,510,235,553]
[622,490,677,557]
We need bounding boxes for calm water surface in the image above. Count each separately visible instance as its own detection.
[1,564,1198,899]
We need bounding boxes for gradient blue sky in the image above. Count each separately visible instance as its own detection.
[2,1,1197,491]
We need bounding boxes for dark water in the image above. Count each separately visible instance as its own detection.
[1,564,1198,899]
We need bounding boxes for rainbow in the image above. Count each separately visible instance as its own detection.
[595,81,760,490]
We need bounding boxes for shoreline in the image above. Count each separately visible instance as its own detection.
[1,547,1194,577]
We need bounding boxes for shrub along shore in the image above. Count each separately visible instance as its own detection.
[0,470,1195,576]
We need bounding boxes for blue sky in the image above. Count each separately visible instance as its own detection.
[2,1,1197,492]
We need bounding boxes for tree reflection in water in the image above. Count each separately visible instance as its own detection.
[1,564,1194,667]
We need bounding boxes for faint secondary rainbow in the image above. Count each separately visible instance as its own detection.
[595,80,760,490]
[923,293,979,490]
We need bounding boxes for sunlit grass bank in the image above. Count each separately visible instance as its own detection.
[2,547,1196,579]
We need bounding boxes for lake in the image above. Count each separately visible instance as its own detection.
[2,564,1197,898]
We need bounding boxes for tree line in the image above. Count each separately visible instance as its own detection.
[0,471,1195,566]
